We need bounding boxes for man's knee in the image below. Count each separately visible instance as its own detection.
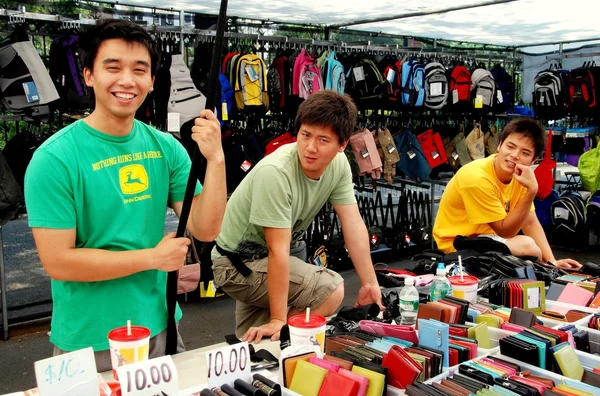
[509,235,542,258]
[315,283,344,315]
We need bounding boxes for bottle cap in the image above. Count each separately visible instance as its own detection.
[436,263,446,276]
[404,277,414,286]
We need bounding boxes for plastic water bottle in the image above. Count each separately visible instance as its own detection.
[429,263,453,302]
[399,277,419,326]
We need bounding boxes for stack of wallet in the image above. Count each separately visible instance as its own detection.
[557,324,594,354]
[417,296,470,325]
[406,355,599,396]
[488,279,546,314]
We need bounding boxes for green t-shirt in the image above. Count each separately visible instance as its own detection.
[24,119,201,351]
[215,143,356,260]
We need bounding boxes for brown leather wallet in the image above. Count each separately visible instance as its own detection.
[565,309,591,323]
[323,354,353,370]
[416,302,445,324]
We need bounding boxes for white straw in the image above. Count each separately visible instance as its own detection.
[127,320,132,336]
[458,255,464,282]
[305,307,310,323]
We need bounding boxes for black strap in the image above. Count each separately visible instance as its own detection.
[224,334,278,363]
[216,244,252,277]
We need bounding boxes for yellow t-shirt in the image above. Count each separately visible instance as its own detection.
[433,155,534,253]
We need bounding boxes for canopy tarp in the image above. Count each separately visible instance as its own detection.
[125,0,599,47]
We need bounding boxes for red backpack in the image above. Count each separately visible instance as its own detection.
[448,66,472,105]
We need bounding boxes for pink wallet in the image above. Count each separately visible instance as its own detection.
[339,368,369,396]
[309,356,340,372]
[358,320,419,344]
[501,323,527,333]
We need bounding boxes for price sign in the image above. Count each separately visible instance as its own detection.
[117,355,178,396]
[205,342,251,389]
[34,347,99,396]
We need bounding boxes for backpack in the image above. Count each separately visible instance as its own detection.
[401,59,425,107]
[0,150,22,225]
[267,54,291,112]
[168,54,207,138]
[216,72,233,126]
[448,65,472,108]
[233,53,269,114]
[470,68,496,111]
[535,190,559,227]
[323,51,346,94]
[533,69,568,118]
[587,191,600,236]
[424,62,448,109]
[49,34,92,111]
[345,57,385,108]
[379,55,402,108]
[568,66,600,115]
[578,144,600,192]
[551,191,586,235]
[490,64,514,112]
[0,26,59,118]
[292,49,323,100]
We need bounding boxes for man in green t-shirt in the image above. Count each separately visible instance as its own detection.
[24,20,226,370]
[212,90,383,343]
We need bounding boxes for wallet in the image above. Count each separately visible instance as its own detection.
[351,365,385,396]
[309,356,340,372]
[358,320,419,344]
[582,369,600,387]
[289,360,328,396]
[416,302,445,323]
[382,345,423,389]
[499,336,539,366]
[508,307,537,328]
[467,322,492,349]
[283,352,317,388]
[552,343,584,380]
[418,319,450,367]
[318,371,360,396]
[339,368,369,396]
[556,283,594,306]
[566,309,591,323]
[323,354,354,371]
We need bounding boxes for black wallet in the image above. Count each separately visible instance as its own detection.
[457,364,495,385]
[499,336,539,367]
[574,330,591,353]
[493,377,537,396]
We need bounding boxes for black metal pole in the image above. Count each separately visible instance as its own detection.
[165,0,228,355]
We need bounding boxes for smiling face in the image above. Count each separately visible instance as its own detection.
[495,132,536,182]
[83,39,154,122]
[296,124,348,180]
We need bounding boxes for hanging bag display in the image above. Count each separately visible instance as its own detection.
[465,123,485,160]
[394,130,431,181]
[534,129,557,199]
[416,129,448,169]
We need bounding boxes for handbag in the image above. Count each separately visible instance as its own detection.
[465,123,485,160]
[177,235,201,294]
[534,129,556,199]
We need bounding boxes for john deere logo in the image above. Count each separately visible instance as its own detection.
[119,164,148,194]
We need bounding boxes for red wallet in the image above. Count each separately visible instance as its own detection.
[318,371,359,396]
[381,345,423,389]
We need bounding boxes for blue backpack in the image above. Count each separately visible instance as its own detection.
[394,130,431,181]
[323,51,346,93]
[490,64,514,113]
[217,72,233,126]
[535,189,559,227]
[401,59,425,107]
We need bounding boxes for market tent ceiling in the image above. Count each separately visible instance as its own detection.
[124,0,599,47]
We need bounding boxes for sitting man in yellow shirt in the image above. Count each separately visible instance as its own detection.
[433,118,581,270]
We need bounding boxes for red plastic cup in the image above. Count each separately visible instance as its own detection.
[107,325,150,380]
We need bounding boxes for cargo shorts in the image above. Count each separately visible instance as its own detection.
[212,255,344,338]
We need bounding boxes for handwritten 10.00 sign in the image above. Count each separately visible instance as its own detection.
[205,342,251,389]
[117,355,178,396]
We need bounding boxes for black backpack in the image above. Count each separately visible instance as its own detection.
[345,56,386,109]
[49,34,92,111]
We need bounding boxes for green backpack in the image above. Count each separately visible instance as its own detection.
[578,144,600,192]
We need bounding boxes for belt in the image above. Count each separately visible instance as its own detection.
[216,244,252,277]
